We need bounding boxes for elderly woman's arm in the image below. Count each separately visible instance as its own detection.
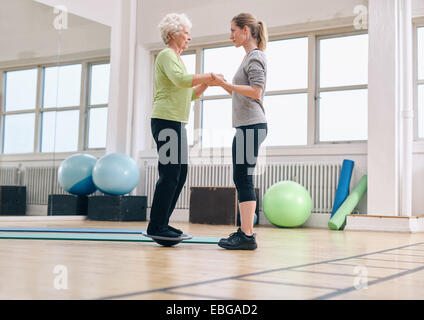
[191,73,213,86]
[192,83,209,99]
[159,50,225,91]
[160,53,217,88]
[191,74,227,99]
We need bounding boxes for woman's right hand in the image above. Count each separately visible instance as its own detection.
[208,73,226,86]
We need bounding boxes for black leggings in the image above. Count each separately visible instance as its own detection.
[148,118,188,233]
[232,123,268,202]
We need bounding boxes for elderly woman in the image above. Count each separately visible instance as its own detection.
[148,13,221,239]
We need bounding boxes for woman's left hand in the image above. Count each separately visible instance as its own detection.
[208,73,226,86]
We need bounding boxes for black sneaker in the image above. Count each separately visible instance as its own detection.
[168,225,183,235]
[218,228,257,250]
[147,225,180,239]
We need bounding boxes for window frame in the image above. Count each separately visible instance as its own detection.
[315,30,369,144]
[85,61,111,150]
[414,20,424,141]
[0,56,110,156]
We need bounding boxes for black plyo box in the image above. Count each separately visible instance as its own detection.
[190,187,238,225]
[0,186,26,215]
[190,186,260,226]
[48,194,88,216]
[87,195,147,221]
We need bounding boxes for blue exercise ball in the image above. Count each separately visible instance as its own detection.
[92,153,140,196]
[58,154,98,196]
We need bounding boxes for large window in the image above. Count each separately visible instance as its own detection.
[0,60,110,154]
[418,27,424,138]
[318,33,368,142]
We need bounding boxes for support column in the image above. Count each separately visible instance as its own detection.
[106,0,138,157]
[367,0,413,217]
[399,0,413,217]
[368,0,400,216]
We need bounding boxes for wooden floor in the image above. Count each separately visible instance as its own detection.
[1,220,424,300]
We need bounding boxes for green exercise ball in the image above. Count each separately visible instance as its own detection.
[263,180,312,227]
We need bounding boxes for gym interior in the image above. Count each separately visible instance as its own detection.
[0,0,424,301]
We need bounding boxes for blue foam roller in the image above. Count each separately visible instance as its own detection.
[331,159,354,218]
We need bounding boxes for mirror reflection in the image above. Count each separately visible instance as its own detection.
[0,0,111,216]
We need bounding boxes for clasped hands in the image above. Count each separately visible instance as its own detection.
[206,73,226,87]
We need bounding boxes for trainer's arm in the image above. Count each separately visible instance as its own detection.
[211,73,262,99]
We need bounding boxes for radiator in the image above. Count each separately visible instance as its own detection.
[24,167,67,205]
[145,162,342,214]
[12,162,341,210]
[0,167,20,185]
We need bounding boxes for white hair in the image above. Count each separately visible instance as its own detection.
[158,13,192,45]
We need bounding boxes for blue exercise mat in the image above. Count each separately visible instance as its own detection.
[0,227,146,234]
[0,232,220,244]
[330,159,354,218]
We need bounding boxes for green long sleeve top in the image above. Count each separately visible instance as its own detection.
[151,48,198,123]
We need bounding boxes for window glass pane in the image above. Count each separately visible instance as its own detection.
[3,113,35,154]
[202,99,235,148]
[203,46,245,96]
[418,27,424,80]
[180,54,196,146]
[88,107,108,149]
[319,89,368,142]
[186,103,195,146]
[267,37,308,91]
[5,69,37,111]
[320,34,368,88]
[180,53,196,74]
[89,63,110,105]
[43,64,82,108]
[263,94,308,146]
[418,84,424,138]
[41,110,79,152]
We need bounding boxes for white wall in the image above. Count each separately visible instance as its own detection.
[413,0,424,17]
[33,0,114,26]
[138,0,369,46]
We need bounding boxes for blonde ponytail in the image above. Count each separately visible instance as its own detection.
[256,20,268,51]
[232,13,268,51]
